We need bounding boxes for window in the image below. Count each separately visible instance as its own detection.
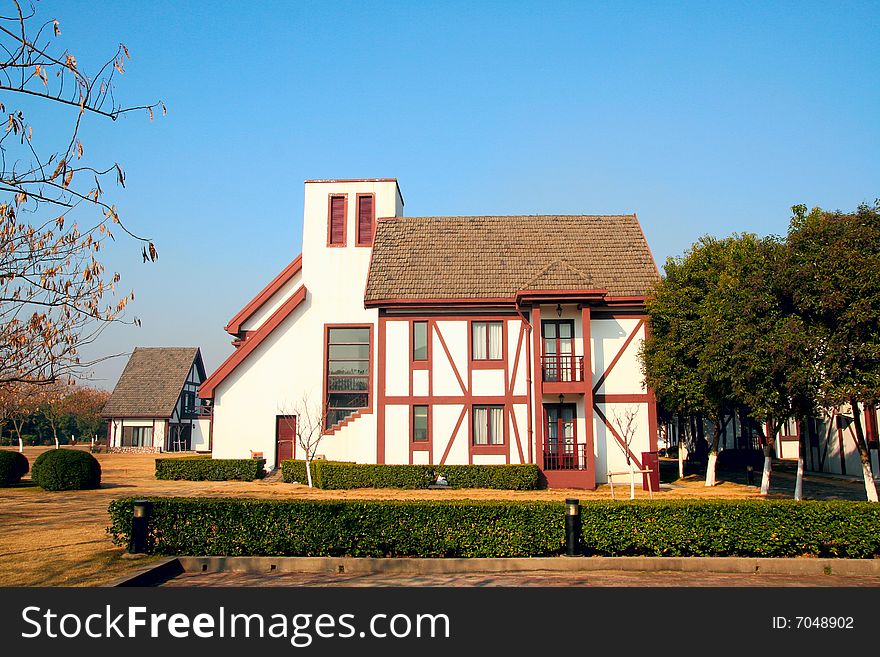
[328,195,346,245]
[473,405,504,445]
[121,426,153,448]
[356,194,374,246]
[413,405,429,442]
[413,321,428,361]
[181,390,196,416]
[472,321,503,360]
[326,326,371,428]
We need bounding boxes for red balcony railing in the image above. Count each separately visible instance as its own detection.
[543,443,588,471]
[541,355,584,383]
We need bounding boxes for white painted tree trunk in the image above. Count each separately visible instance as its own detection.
[305,457,314,488]
[705,452,717,487]
[629,462,635,500]
[18,437,23,453]
[55,436,59,449]
[760,456,772,496]
[678,444,686,479]
[861,460,879,503]
[794,458,804,501]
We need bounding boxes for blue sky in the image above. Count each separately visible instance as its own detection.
[26,0,879,387]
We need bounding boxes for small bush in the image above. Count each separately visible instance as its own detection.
[31,449,101,491]
[280,460,540,490]
[0,451,29,486]
[155,456,265,481]
[106,497,880,559]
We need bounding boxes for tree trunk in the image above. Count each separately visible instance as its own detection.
[18,436,23,453]
[850,399,879,503]
[629,460,635,500]
[704,420,720,487]
[305,456,314,488]
[794,426,805,501]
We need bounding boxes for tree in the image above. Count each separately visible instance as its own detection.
[641,236,738,487]
[37,378,71,446]
[62,384,109,441]
[785,202,880,502]
[0,1,162,386]
[610,405,640,499]
[279,392,330,488]
[705,234,819,497]
[3,380,40,448]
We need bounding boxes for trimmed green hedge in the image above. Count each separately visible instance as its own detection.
[31,449,101,491]
[0,451,29,486]
[280,460,540,490]
[155,456,266,481]
[107,498,880,559]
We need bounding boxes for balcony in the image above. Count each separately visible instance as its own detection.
[541,355,585,394]
[543,443,588,471]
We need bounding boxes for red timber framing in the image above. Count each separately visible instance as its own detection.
[327,193,348,247]
[200,286,308,399]
[377,312,529,465]
[590,312,658,475]
[355,193,376,247]
[224,254,303,337]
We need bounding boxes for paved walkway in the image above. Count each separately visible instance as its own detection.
[162,570,880,588]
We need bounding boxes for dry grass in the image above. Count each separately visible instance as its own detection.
[0,446,858,587]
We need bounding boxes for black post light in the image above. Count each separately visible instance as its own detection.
[131,499,152,554]
[565,498,581,556]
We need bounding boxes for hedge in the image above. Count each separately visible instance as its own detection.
[107,498,880,559]
[31,449,101,491]
[0,451,29,486]
[280,460,540,490]
[155,456,266,481]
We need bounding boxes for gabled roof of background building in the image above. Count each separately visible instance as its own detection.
[102,347,204,418]
[364,215,660,303]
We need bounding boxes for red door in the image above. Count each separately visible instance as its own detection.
[276,415,296,464]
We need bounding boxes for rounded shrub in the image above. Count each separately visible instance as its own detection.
[31,449,101,491]
[0,451,29,486]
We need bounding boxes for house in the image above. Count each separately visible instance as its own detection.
[103,347,210,453]
[198,178,661,489]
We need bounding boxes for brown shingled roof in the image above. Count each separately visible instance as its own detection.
[364,215,659,303]
[102,347,204,418]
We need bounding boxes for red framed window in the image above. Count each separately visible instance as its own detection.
[413,321,428,361]
[325,326,371,428]
[328,194,346,246]
[412,405,429,442]
[472,321,503,360]
[356,194,375,246]
[473,405,504,445]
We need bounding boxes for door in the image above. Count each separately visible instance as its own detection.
[544,404,576,469]
[541,320,575,381]
[276,415,296,464]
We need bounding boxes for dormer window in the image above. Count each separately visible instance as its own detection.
[328,194,346,246]
[356,194,375,246]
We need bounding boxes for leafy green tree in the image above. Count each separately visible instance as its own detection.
[785,202,880,502]
[642,236,738,486]
[705,233,819,496]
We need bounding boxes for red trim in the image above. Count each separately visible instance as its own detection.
[377,313,387,463]
[581,305,597,485]
[224,254,302,336]
[327,193,348,247]
[200,285,308,398]
[516,289,608,303]
[366,297,516,309]
[602,296,648,306]
[410,404,432,464]
[469,319,505,368]
[323,323,374,434]
[531,305,543,465]
[592,318,645,394]
[386,395,527,405]
[355,193,376,247]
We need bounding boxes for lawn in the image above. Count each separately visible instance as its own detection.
[0,447,867,586]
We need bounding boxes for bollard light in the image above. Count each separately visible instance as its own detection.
[131,500,152,554]
[564,498,581,557]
